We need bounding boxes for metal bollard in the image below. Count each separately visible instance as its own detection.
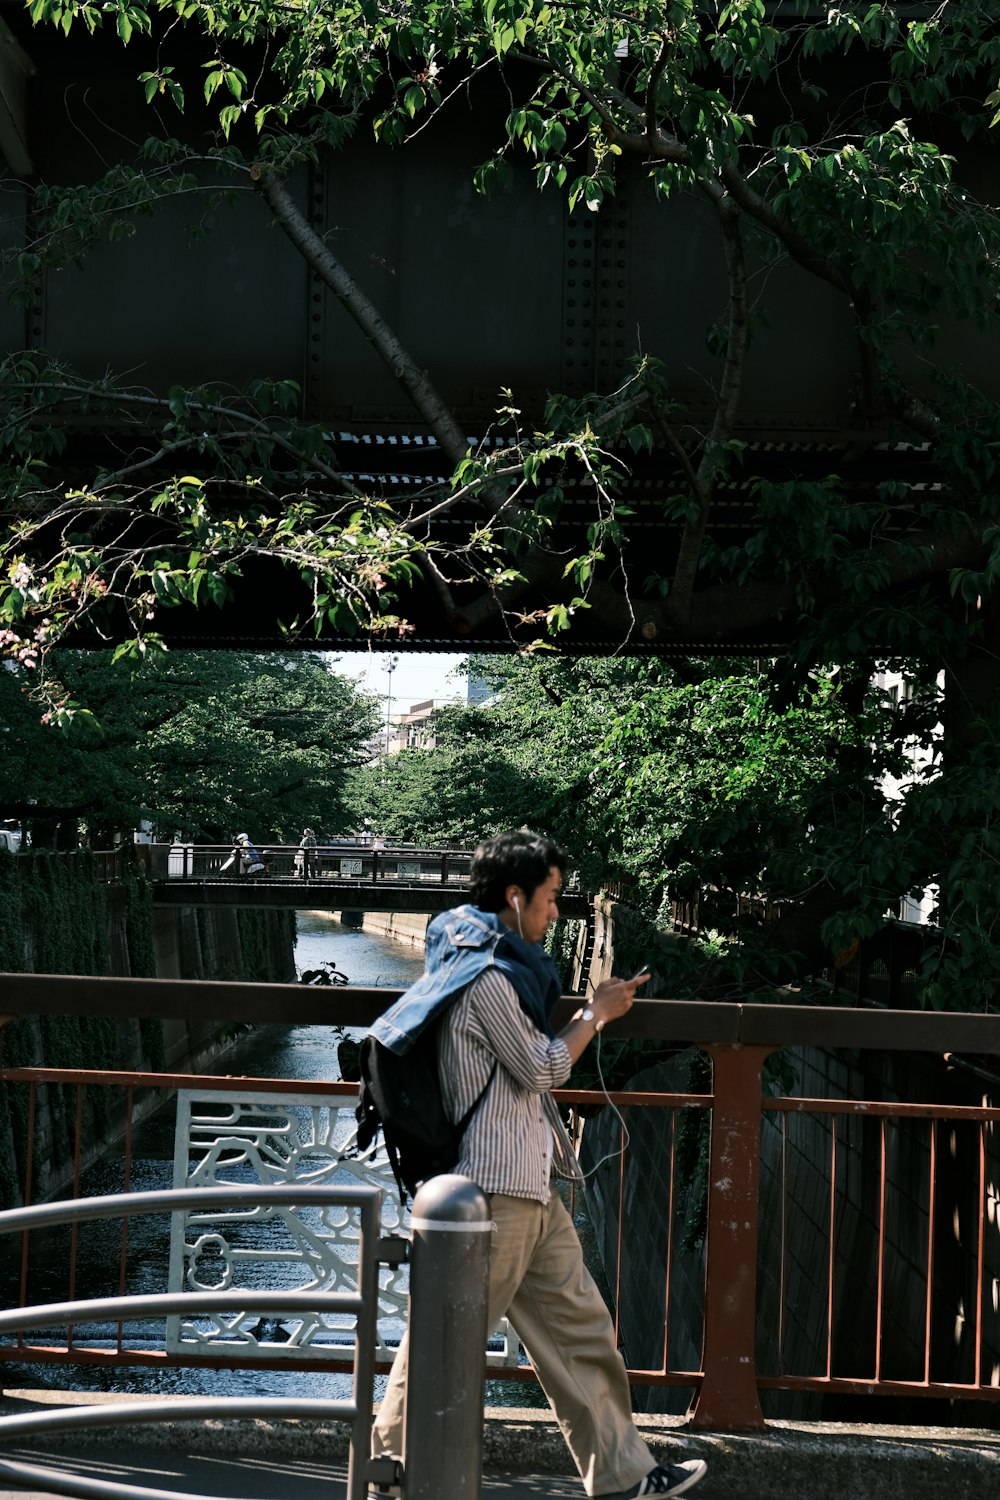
[403,1174,492,1500]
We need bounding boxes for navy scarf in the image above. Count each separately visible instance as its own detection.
[491,924,563,1038]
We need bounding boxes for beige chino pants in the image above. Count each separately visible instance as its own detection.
[372,1191,655,1497]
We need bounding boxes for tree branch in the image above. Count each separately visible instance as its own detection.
[421,551,460,617]
[255,168,547,560]
[512,45,852,297]
[256,170,474,472]
[645,34,672,151]
[717,159,851,297]
[3,377,363,492]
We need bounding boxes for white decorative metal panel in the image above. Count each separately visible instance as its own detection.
[166,1090,407,1360]
[167,1089,521,1367]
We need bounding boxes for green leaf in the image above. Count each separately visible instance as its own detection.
[403,85,425,118]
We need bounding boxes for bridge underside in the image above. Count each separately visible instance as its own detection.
[73,438,916,659]
[2,25,987,658]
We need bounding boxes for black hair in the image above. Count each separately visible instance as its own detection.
[469,829,569,912]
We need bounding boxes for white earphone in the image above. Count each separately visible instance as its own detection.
[512,894,520,911]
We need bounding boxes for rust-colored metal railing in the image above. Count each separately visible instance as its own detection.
[755,1094,1000,1403]
[2,974,1000,1431]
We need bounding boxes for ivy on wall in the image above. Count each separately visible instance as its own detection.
[124,874,156,979]
[230,908,297,1043]
[0,848,156,1207]
[10,850,110,974]
[544,916,584,983]
[0,856,22,971]
[0,1014,35,1212]
[0,847,158,977]
[0,853,300,1209]
[237,908,297,985]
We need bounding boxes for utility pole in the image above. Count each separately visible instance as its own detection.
[384,654,399,756]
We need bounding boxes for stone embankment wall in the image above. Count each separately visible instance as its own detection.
[582,894,647,990]
[151,904,296,1069]
[0,851,296,1206]
[338,910,429,948]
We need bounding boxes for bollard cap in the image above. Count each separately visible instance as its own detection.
[410,1174,490,1227]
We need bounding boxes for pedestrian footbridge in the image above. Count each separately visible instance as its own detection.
[141,842,593,918]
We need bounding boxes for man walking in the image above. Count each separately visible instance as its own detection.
[369,829,707,1500]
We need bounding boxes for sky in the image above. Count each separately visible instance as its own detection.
[326,651,468,716]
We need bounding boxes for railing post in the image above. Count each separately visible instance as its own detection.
[689,1042,773,1432]
[403,1174,491,1500]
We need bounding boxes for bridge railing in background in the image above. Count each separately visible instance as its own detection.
[0,976,999,1432]
[7,849,130,883]
[141,843,474,886]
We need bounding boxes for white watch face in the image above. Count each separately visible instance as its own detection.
[581,1008,594,1021]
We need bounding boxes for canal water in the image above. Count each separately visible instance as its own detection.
[4,914,546,1406]
[227,911,427,1084]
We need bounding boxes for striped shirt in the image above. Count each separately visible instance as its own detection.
[438,968,583,1202]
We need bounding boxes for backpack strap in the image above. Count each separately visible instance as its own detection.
[376,1060,499,1208]
[456,1059,498,1140]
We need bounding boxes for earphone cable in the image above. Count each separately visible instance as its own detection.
[576,1028,630,1180]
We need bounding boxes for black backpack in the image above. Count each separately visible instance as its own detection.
[355,1022,495,1205]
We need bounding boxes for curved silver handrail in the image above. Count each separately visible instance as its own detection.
[0,1184,381,1235]
[0,1288,362,1333]
[0,1463,201,1500]
[0,1396,353,1439]
[0,1185,386,1500]
[0,1453,290,1500]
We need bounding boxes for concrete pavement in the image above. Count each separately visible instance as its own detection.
[0,1445,596,1500]
[0,1443,724,1500]
[0,1391,996,1500]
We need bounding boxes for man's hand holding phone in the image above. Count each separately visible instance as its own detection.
[588,968,650,1031]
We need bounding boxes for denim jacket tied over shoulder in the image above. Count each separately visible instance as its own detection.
[369,904,563,1055]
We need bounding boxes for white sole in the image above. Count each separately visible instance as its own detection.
[662,1459,708,1497]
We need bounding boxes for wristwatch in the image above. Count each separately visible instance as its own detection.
[580,1007,605,1032]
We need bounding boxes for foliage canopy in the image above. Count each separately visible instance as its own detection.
[350,653,1000,1009]
[0,651,379,843]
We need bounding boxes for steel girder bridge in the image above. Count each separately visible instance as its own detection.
[2,12,993,662]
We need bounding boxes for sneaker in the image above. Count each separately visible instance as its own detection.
[367,1458,401,1499]
[624,1459,708,1497]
